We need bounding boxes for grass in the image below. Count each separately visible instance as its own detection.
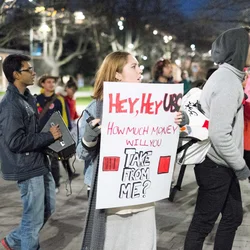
[0,86,94,107]
[76,96,93,106]
[78,85,93,92]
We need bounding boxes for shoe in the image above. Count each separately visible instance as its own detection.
[55,188,60,194]
[1,238,13,250]
[69,173,80,181]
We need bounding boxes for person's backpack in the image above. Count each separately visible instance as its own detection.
[177,87,244,165]
[176,87,210,165]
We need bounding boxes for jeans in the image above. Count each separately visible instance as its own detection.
[184,157,243,250]
[6,172,56,250]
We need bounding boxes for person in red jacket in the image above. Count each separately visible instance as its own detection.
[64,78,79,126]
[243,69,250,181]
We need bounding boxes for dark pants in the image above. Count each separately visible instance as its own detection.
[50,156,75,187]
[61,159,74,179]
[184,157,243,250]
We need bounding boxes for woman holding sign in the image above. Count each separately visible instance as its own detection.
[77,51,186,250]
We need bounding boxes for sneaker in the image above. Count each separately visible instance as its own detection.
[1,238,12,250]
[55,187,60,194]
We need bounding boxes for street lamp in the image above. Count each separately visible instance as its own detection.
[39,22,51,33]
[74,11,85,24]
[153,30,158,35]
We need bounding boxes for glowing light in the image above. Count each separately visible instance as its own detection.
[117,21,123,26]
[153,30,158,35]
[74,11,85,20]
[119,26,124,30]
[35,6,45,13]
[190,44,196,51]
[128,44,134,49]
[175,59,181,66]
[39,23,51,32]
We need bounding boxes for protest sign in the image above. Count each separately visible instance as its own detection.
[96,82,183,209]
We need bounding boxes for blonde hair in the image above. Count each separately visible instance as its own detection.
[92,51,130,99]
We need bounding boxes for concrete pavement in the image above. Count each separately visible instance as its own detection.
[1,160,250,250]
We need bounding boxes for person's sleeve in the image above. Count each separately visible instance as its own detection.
[244,102,250,120]
[3,105,55,153]
[76,107,99,161]
[208,85,246,171]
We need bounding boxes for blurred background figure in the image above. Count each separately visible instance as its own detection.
[181,70,191,94]
[151,59,174,83]
[77,73,84,88]
[243,67,250,182]
[36,74,79,193]
[64,76,79,127]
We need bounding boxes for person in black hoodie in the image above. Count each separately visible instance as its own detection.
[0,54,61,250]
[184,27,250,250]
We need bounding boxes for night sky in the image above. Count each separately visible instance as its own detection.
[178,0,209,17]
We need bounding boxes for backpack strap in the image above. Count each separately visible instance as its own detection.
[177,138,200,164]
[38,94,57,120]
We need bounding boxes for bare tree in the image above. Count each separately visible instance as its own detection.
[40,10,92,75]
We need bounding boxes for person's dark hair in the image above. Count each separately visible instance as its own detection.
[206,67,218,80]
[66,77,78,91]
[152,59,171,81]
[244,26,250,33]
[3,54,31,83]
[192,79,206,89]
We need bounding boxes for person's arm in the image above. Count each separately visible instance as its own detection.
[208,84,250,178]
[244,102,250,120]
[3,105,55,153]
[76,106,100,161]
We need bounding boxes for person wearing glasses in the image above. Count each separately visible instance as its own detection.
[0,54,62,250]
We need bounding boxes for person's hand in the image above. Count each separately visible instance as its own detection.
[174,111,189,127]
[50,124,62,140]
[235,165,250,180]
[83,118,101,142]
[174,111,183,125]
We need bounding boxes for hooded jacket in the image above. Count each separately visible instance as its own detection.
[200,27,250,178]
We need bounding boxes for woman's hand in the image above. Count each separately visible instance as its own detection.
[174,111,189,127]
[174,111,183,125]
[83,118,101,142]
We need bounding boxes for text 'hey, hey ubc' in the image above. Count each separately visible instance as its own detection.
[109,92,183,115]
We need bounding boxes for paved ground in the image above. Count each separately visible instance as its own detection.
[1,87,250,249]
[1,160,250,250]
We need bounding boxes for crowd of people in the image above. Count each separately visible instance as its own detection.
[1,26,250,250]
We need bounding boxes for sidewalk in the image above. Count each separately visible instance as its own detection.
[1,160,250,249]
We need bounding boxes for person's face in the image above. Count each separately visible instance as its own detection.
[243,72,249,89]
[162,63,172,78]
[42,78,56,93]
[65,87,76,98]
[115,55,142,83]
[17,61,36,86]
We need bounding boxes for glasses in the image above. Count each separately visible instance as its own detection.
[18,67,33,73]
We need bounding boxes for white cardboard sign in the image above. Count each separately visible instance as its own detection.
[96,82,183,209]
